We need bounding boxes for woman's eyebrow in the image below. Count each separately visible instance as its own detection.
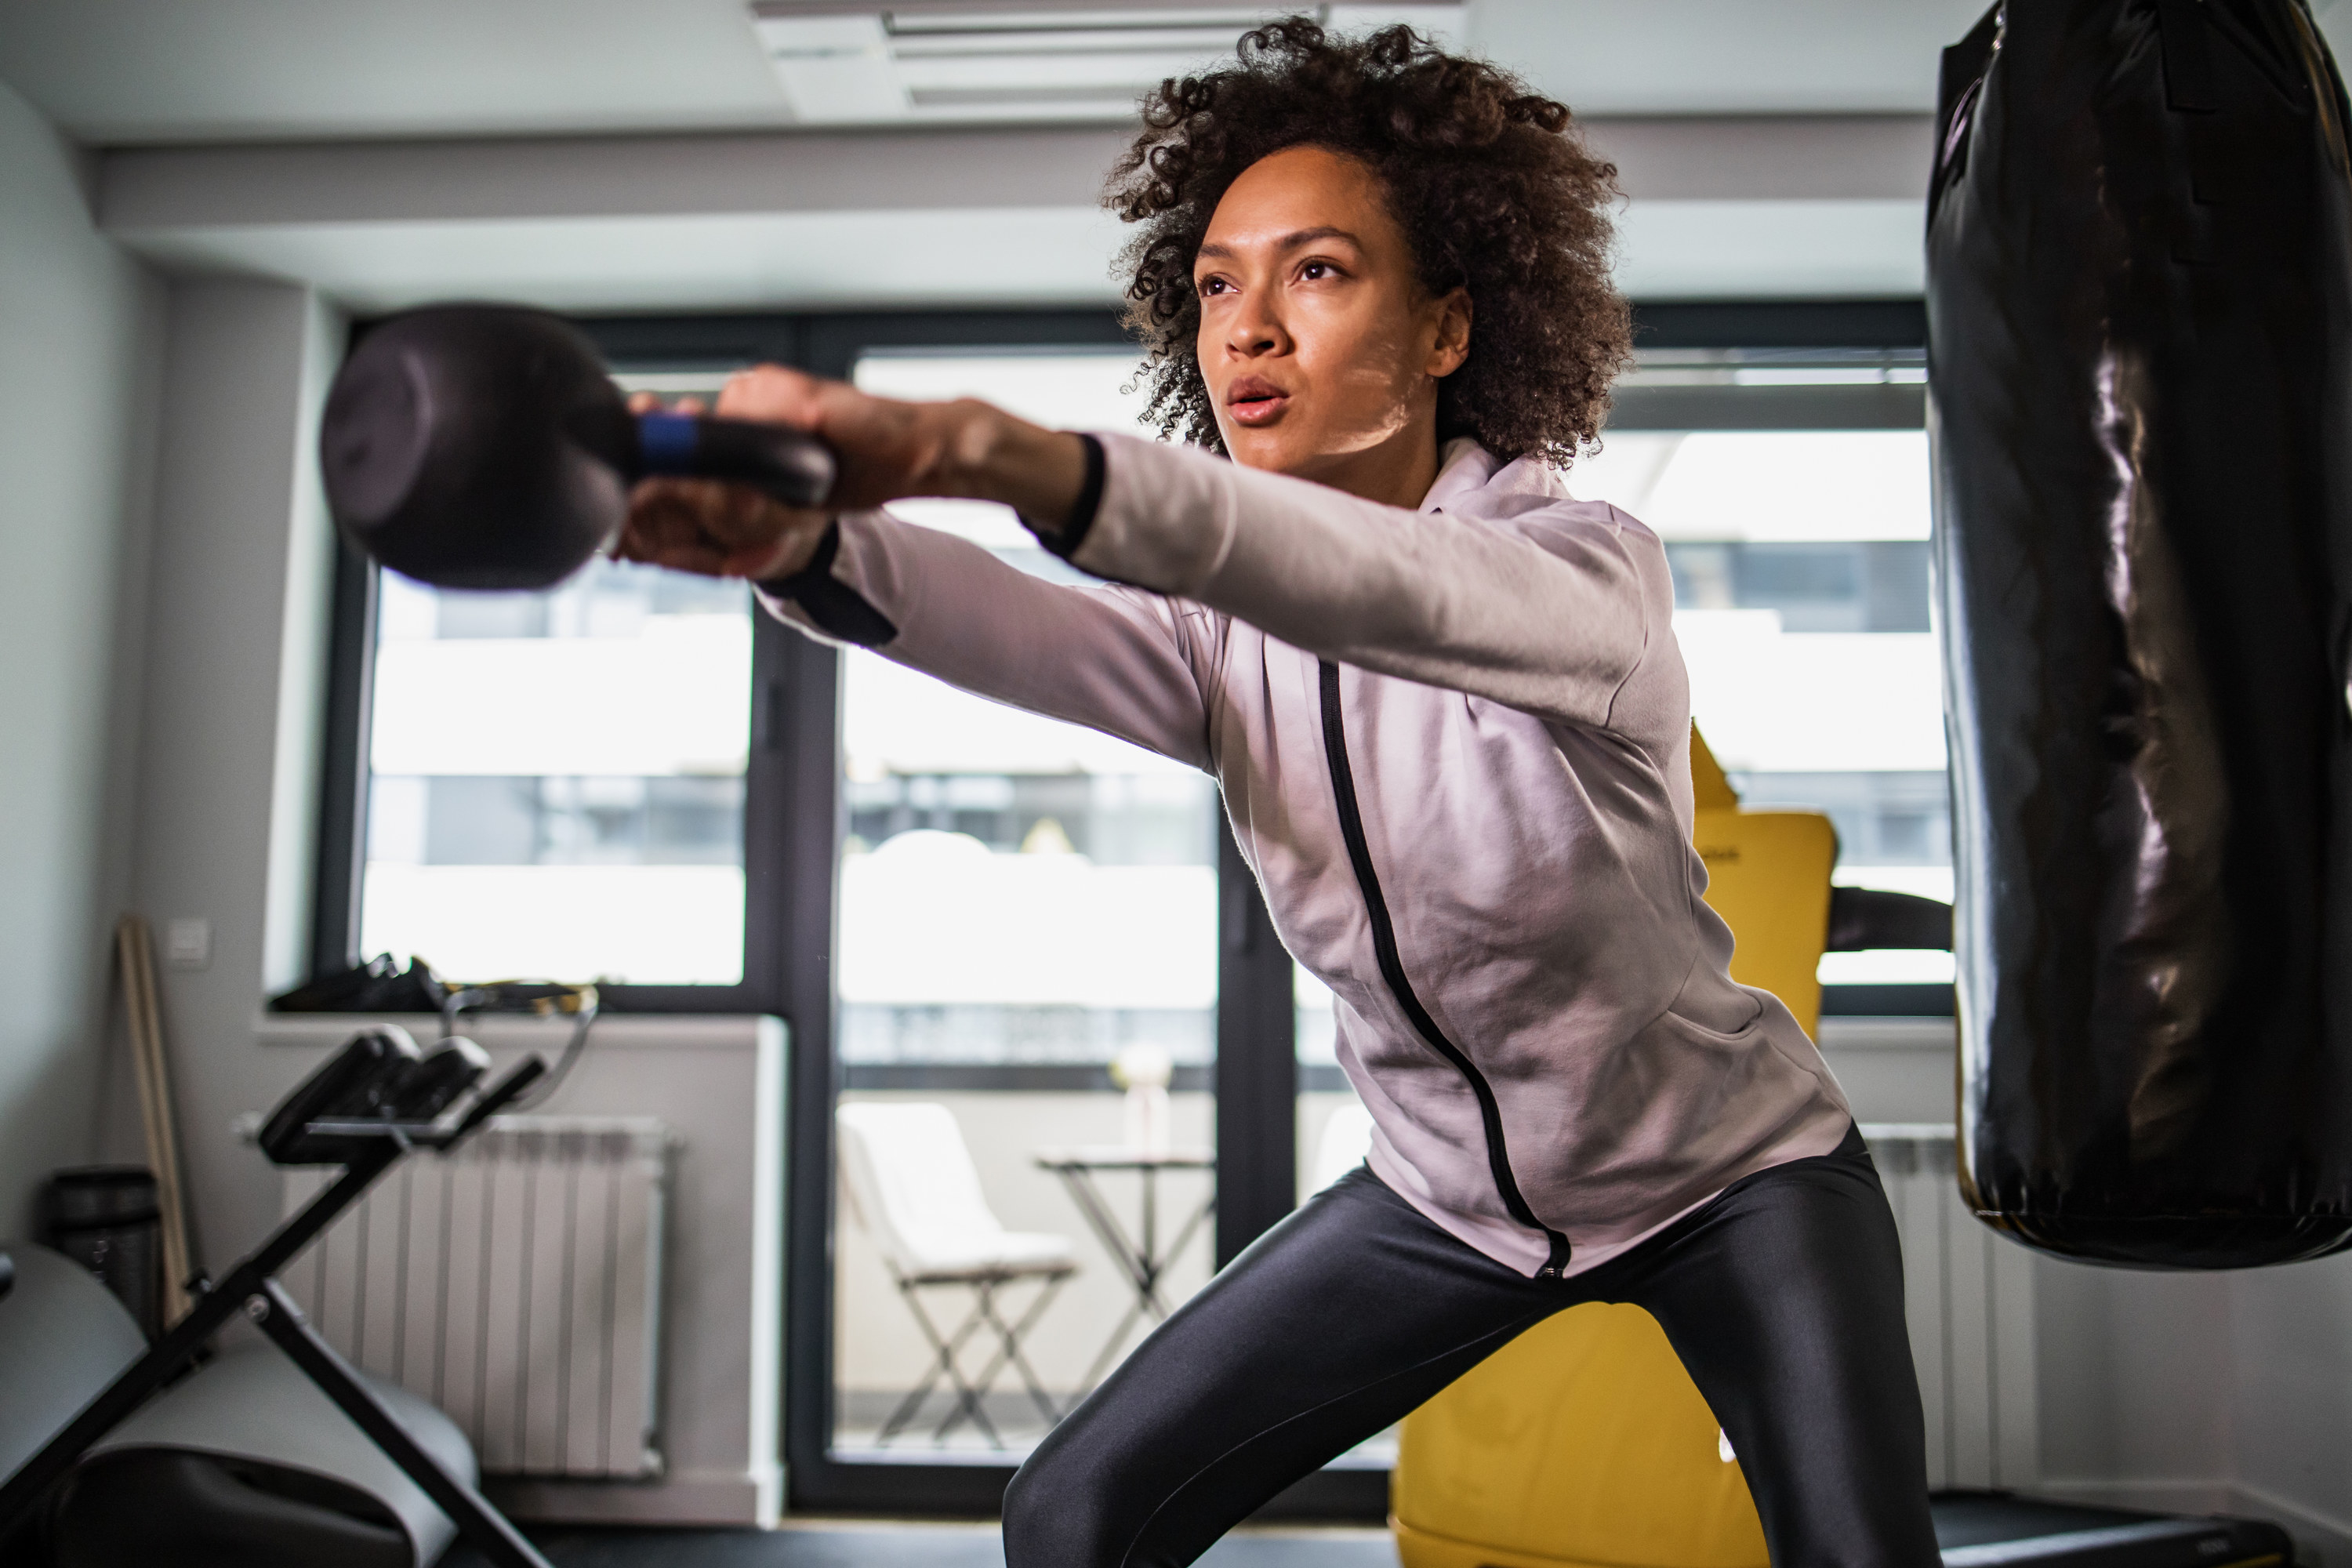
[1276,226,1364,252]
[1195,227,1366,264]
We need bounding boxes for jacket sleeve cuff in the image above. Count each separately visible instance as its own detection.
[757,519,899,647]
[1022,433,1105,562]
[1051,431,1240,594]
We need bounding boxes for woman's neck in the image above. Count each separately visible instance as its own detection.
[1276,419,1445,510]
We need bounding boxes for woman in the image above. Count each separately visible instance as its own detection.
[626,21,1937,1566]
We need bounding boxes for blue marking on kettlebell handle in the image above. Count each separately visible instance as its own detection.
[636,412,702,475]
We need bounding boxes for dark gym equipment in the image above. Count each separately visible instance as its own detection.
[1931,1490,2292,1566]
[1825,884,1955,955]
[272,952,451,1014]
[53,1345,478,1568]
[0,1244,147,1567]
[0,1247,146,1494]
[0,1025,556,1568]
[1929,0,2352,1265]
[42,1168,162,1340]
[319,303,835,590]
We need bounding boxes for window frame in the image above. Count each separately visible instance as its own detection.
[309,540,808,1012]
[1621,299,1950,1018]
[309,296,1945,1005]
[306,296,1946,1522]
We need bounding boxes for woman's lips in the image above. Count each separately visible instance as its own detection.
[1227,378,1290,427]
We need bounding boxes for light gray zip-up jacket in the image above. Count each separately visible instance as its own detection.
[764,430,1853,1277]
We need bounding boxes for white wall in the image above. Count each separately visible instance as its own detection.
[1817,1022,2349,1549]
[2230,1260,2352,1544]
[2034,1265,2238,1504]
[258,1014,786,1526]
[0,78,162,1239]
[118,276,341,1261]
[2022,1251,2352,1559]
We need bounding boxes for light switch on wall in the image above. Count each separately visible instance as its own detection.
[165,917,211,971]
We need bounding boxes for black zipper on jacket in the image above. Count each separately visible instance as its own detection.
[1316,659,1573,1278]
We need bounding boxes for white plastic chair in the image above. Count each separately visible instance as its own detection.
[1308,1102,1377,1195]
[836,1102,1077,1446]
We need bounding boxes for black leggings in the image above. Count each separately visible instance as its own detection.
[1003,1125,1939,1568]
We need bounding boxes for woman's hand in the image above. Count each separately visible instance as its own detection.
[615,390,834,581]
[615,367,1093,582]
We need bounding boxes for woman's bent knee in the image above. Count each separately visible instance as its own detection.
[1004,1436,1135,1568]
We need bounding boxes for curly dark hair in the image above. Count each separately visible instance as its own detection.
[1106,19,1631,466]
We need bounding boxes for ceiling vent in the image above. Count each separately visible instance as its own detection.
[750,2,1464,125]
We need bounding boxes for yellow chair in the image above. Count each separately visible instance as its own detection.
[1390,728,1839,1568]
[1686,726,1839,1038]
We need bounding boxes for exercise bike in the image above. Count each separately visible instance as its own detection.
[0,1022,561,1568]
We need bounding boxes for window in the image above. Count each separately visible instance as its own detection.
[310,302,1936,1521]
[1573,363,1951,995]
[359,557,754,986]
[829,350,1225,1460]
[835,354,1221,1077]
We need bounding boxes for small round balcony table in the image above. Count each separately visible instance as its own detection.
[1031,1145,1215,1396]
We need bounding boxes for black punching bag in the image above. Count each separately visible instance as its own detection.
[1930,0,2352,1266]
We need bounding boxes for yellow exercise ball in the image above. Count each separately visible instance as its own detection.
[1391,1302,1768,1568]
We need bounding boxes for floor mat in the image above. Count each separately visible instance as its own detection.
[444,1522,1399,1567]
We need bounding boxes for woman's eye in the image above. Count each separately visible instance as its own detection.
[1197,277,1229,297]
[1301,261,1334,281]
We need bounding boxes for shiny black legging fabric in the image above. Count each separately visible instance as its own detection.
[1003,1125,1939,1568]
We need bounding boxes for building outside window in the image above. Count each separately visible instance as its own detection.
[829,351,1223,1457]
[360,530,754,987]
[1577,419,1949,988]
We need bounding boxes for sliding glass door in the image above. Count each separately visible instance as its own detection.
[829,347,1224,1461]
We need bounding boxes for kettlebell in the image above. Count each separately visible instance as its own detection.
[318,304,834,590]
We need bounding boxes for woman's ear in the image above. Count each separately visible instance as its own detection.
[1428,287,1474,379]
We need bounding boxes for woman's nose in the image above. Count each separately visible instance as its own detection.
[1225,297,1287,358]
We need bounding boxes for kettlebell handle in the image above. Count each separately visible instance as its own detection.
[593,408,833,509]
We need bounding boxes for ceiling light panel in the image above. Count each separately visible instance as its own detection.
[884,9,1274,34]
[750,2,1462,125]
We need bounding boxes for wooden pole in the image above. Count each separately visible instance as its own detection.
[115,915,194,1325]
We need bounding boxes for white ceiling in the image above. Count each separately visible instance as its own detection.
[753,4,1466,126]
[16,0,2347,311]
[91,116,1933,310]
[4,0,2006,146]
[107,199,1932,314]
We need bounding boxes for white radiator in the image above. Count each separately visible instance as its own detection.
[281,1116,673,1479]
[1861,1123,2040,1491]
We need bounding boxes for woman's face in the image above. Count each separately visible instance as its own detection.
[1193,144,1470,492]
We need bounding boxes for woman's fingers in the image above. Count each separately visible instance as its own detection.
[711,365,953,510]
[716,365,830,426]
[613,477,706,564]
[623,390,709,415]
[613,387,838,579]
[623,367,1001,532]
[619,476,831,581]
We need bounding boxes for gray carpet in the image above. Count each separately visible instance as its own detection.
[444,1523,1399,1566]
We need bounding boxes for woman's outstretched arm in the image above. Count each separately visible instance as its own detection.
[619,367,1661,744]
[1046,432,1658,734]
[758,510,1220,773]
[619,379,1218,771]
